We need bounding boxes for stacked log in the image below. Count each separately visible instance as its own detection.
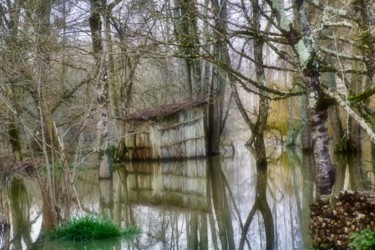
[310,191,375,249]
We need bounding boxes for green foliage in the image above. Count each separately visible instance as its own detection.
[349,229,375,250]
[47,215,141,241]
[107,144,117,163]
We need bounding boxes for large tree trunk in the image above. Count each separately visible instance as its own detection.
[298,4,335,196]
[267,0,336,197]
[304,72,336,196]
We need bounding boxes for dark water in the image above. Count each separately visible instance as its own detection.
[0,145,373,249]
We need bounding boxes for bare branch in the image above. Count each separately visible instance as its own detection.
[323,87,375,143]
[319,46,364,61]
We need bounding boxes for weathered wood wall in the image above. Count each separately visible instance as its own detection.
[118,104,206,160]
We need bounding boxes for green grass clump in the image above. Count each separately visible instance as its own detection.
[48,215,141,241]
[349,229,375,250]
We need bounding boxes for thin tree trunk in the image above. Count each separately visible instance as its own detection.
[5,0,23,161]
[97,58,111,179]
[173,0,201,99]
[89,0,111,179]
[251,0,269,167]
[208,0,227,155]
[33,0,61,230]
[104,13,117,117]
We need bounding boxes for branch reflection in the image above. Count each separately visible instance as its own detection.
[239,153,274,250]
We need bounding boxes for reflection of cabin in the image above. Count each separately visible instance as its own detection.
[117,100,207,161]
[124,160,208,211]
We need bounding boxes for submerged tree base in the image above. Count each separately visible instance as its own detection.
[47,215,141,241]
[310,191,375,249]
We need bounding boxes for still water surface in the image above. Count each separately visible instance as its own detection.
[0,145,372,249]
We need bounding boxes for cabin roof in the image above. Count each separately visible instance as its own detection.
[121,99,207,121]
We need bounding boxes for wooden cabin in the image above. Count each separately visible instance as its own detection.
[117,99,207,161]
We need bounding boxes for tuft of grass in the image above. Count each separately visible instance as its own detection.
[47,215,141,241]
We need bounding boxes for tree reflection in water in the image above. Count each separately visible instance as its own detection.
[239,155,274,250]
[3,146,372,249]
[208,156,235,250]
[10,179,33,249]
[0,178,11,250]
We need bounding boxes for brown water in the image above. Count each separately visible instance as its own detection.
[0,145,372,249]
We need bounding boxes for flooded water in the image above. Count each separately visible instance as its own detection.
[0,145,373,249]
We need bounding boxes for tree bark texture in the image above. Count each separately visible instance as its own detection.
[304,72,336,196]
[252,0,269,166]
[267,0,336,196]
[89,0,111,179]
[97,59,111,179]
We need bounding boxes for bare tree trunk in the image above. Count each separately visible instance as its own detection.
[202,0,211,98]
[348,57,364,152]
[4,0,23,161]
[298,4,335,196]
[33,0,61,229]
[104,13,117,117]
[267,0,336,196]
[207,0,227,155]
[304,74,336,196]
[96,58,111,179]
[89,0,111,179]
[173,0,201,99]
[251,0,269,167]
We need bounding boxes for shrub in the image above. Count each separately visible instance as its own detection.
[349,229,375,250]
[47,215,141,241]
